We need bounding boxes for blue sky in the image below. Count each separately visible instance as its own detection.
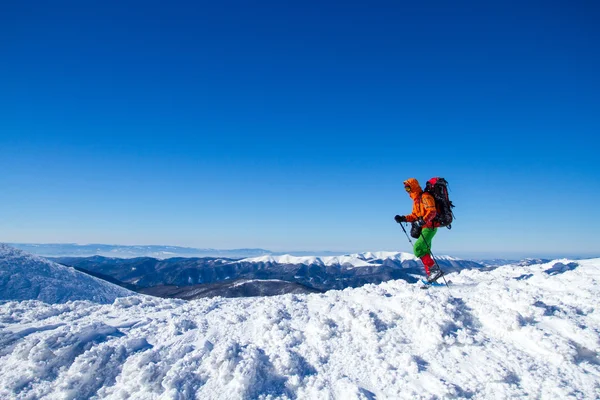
[1,1,598,258]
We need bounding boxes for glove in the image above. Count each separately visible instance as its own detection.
[415,218,425,227]
[394,215,406,223]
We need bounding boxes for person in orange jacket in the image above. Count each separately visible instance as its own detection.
[395,178,443,282]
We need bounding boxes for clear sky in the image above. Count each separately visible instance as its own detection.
[1,1,598,258]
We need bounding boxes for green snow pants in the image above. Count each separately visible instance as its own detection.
[414,228,437,258]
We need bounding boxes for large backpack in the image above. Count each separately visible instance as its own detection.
[424,177,455,229]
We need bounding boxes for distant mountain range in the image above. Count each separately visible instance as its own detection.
[52,251,486,300]
[8,243,347,259]
[3,243,561,301]
[1,243,556,301]
[7,243,582,263]
[475,258,552,267]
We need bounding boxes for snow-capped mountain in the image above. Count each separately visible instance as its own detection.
[0,244,133,304]
[240,251,419,267]
[1,256,599,398]
[238,251,463,268]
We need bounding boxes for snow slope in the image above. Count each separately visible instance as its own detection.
[0,244,133,304]
[1,257,599,399]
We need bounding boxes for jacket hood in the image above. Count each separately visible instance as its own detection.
[403,178,423,199]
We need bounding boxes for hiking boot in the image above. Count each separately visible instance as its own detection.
[427,268,444,283]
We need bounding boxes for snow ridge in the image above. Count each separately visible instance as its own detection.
[0,244,133,304]
[238,251,421,267]
[237,251,461,267]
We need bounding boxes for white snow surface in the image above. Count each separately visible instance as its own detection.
[0,244,133,304]
[1,254,600,399]
[238,251,421,267]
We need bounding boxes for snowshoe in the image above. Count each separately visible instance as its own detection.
[427,268,444,283]
[420,278,445,289]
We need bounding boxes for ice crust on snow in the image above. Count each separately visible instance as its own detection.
[0,244,133,304]
[1,250,599,399]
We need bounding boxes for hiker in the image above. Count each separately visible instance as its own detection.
[394,178,443,282]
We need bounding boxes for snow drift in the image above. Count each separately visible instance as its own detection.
[1,254,599,399]
[0,244,133,304]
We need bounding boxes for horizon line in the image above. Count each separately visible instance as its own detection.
[4,242,598,260]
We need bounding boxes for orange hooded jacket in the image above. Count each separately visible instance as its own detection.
[403,178,439,229]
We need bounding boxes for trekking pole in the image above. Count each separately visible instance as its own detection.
[399,222,414,247]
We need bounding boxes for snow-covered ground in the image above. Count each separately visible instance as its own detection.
[1,248,599,399]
